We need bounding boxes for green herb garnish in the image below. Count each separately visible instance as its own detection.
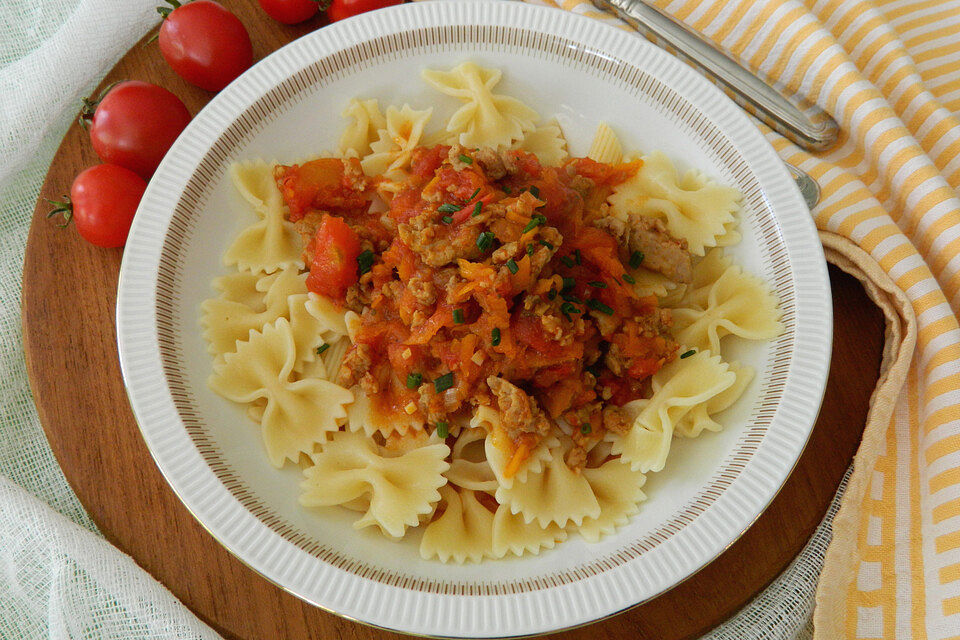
[434,372,454,393]
[574,249,582,265]
[526,244,535,256]
[622,273,636,284]
[561,276,575,291]
[459,154,473,165]
[522,214,547,234]
[406,372,423,389]
[506,259,519,274]
[438,203,461,213]
[452,308,464,324]
[629,251,645,268]
[436,421,450,438]
[529,185,541,199]
[560,255,576,268]
[316,343,330,355]
[476,231,495,251]
[680,349,696,359]
[588,281,607,288]
[491,327,501,346]
[587,299,614,315]
[472,201,482,217]
[441,215,454,224]
[539,239,554,250]
[469,187,481,200]
[357,249,375,275]
[580,423,592,435]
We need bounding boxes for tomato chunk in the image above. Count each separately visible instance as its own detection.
[305,214,362,301]
[275,158,369,221]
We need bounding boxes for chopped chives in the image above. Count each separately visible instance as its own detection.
[587,299,615,315]
[471,201,482,217]
[562,293,582,304]
[506,258,519,274]
[491,327,501,346]
[560,255,575,268]
[434,372,454,393]
[538,239,554,250]
[580,423,592,435]
[588,281,607,288]
[469,187,481,200]
[316,343,330,355]
[522,214,547,234]
[406,372,422,389]
[441,215,454,224]
[560,301,580,316]
[526,244,535,256]
[561,276,575,291]
[622,273,636,284]
[547,288,557,300]
[438,203,461,213]
[436,421,450,438]
[357,249,375,275]
[503,186,512,194]
[452,308,464,324]
[458,154,473,165]
[574,249,582,265]
[629,251,645,268]
[680,349,696,359]
[529,185,541,199]
[476,231,495,251]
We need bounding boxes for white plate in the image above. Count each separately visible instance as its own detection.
[116,2,832,636]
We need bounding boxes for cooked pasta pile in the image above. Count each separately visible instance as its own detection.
[202,62,782,562]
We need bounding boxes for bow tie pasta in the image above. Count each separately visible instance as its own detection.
[202,62,783,562]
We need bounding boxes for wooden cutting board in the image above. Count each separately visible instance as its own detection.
[20,2,884,638]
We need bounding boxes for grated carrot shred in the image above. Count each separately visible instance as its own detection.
[504,441,532,478]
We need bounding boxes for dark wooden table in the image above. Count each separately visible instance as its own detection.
[20,2,884,637]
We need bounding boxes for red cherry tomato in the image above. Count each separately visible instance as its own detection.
[158,0,252,91]
[306,215,361,300]
[258,0,319,24]
[81,81,191,179]
[326,0,402,22]
[53,165,147,248]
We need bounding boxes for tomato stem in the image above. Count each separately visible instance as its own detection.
[46,196,74,228]
[77,81,120,129]
[156,0,182,19]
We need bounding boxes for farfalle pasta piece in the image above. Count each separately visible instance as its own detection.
[422,62,538,148]
[201,268,307,359]
[420,485,494,563]
[230,160,285,214]
[671,260,782,354]
[347,387,425,437]
[304,293,350,338]
[587,122,622,164]
[607,351,736,472]
[513,120,568,166]
[492,504,567,558]
[361,104,433,178]
[629,267,682,299]
[445,427,498,492]
[608,151,741,255]
[338,98,386,158]
[474,405,558,489]
[208,318,353,467]
[576,458,647,542]
[301,430,450,539]
[675,361,754,437]
[682,248,734,309]
[495,439,601,528]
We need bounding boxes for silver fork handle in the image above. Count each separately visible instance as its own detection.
[591,0,839,151]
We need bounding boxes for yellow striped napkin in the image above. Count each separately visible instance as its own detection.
[529,0,960,637]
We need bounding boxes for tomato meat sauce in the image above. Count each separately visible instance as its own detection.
[274,145,682,473]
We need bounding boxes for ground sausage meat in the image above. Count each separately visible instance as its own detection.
[486,376,552,440]
[594,214,692,283]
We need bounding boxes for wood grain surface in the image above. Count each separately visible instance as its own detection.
[20,3,884,638]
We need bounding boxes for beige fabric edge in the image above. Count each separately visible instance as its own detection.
[812,231,918,639]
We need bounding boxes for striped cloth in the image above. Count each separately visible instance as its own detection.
[528,0,960,637]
